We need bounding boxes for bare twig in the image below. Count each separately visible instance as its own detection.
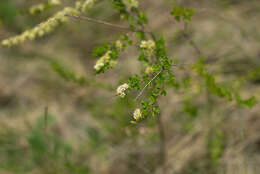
[134,63,189,101]
[183,22,204,57]
[67,14,132,31]
[157,111,167,174]
[67,15,152,35]
[134,69,163,101]
[44,106,48,133]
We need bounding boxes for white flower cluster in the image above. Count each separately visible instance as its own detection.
[94,51,118,71]
[140,40,156,55]
[116,83,129,98]
[1,0,98,47]
[1,7,79,47]
[133,108,142,120]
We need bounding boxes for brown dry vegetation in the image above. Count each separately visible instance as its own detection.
[1,0,260,174]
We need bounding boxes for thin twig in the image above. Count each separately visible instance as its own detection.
[67,14,132,31]
[183,23,215,110]
[190,40,203,56]
[44,106,48,133]
[183,22,204,57]
[127,11,156,39]
[157,111,167,174]
[134,69,162,101]
[134,64,189,101]
[67,14,152,34]
[172,63,190,67]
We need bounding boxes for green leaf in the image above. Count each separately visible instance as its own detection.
[171,5,195,23]
[92,44,110,57]
[128,75,141,90]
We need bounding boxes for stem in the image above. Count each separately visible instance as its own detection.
[67,15,152,35]
[183,22,204,57]
[134,70,163,101]
[157,111,167,173]
[68,15,131,30]
[44,106,48,134]
[183,23,214,111]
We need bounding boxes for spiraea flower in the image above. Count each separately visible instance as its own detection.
[94,62,104,71]
[145,66,154,74]
[94,50,119,71]
[94,51,111,71]
[140,40,155,55]
[1,7,79,47]
[133,108,142,120]
[140,40,155,49]
[1,0,97,47]
[115,40,123,50]
[116,83,129,98]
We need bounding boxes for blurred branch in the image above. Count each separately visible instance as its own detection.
[67,15,152,35]
[157,111,167,174]
[183,22,204,57]
[67,14,131,30]
[44,106,48,134]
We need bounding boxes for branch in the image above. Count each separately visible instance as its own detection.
[183,23,204,57]
[67,14,131,31]
[44,106,48,134]
[134,63,189,101]
[67,15,152,34]
[134,69,163,101]
[157,111,167,174]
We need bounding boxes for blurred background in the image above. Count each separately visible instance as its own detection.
[1,0,260,173]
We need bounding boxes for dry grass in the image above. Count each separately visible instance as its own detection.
[1,0,260,173]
